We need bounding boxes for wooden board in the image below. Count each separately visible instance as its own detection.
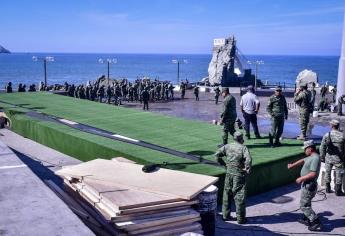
[81,178,182,210]
[127,218,201,235]
[56,159,218,200]
[118,199,198,215]
[111,208,191,223]
[115,209,200,231]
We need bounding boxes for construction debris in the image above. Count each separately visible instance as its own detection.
[55,158,218,235]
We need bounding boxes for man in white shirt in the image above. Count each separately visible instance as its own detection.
[240,85,261,139]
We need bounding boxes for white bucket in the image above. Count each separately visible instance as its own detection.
[312,111,318,118]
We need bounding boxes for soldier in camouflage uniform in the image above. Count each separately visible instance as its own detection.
[267,86,288,147]
[288,140,322,231]
[219,88,237,146]
[320,119,345,196]
[215,131,252,224]
[294,84,312,140]
[338,95,345,116]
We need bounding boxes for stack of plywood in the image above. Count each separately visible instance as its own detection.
[56,158,218,236]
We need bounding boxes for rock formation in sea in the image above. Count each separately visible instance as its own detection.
[206,35,257,87]
[0,45,10,53]
[208,36,237,86]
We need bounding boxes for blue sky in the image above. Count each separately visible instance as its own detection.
[1,0,344,55]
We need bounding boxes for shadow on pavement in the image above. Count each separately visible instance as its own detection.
[216,215,286,236]
[10,148,63,187]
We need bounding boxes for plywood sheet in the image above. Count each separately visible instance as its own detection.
[82,178,181,210]
[56,159,218,200]
[137,223,202,236]
[128,218,200,235]
[118,200,198,215]
[115,209,200,231]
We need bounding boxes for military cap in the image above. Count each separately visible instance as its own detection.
[233,131,243,141]
[302,140,315,150]
[275,86,282,91]
[247,85,254,91]
[222,87,229,93]
[330,119,340,126]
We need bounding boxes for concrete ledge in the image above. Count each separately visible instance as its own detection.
[0,137,94,236]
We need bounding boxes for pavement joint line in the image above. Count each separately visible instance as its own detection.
[0,164,27,170]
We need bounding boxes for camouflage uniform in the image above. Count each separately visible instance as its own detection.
[320,129,345,185]
[300,151,320,223]
[338,95,345,116]
[221,94,237,145]
[215,133,252,223]
[214,87,221,105]
[294,89,311,138]
[267,92,288,144]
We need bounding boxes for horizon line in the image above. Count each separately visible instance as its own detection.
[4,51,341,57]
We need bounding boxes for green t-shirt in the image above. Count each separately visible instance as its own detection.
[300,153,320,180]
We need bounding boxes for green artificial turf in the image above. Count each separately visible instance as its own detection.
[0,92,303,195]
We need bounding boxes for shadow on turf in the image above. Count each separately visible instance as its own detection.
[164,162,200,170]
[187,150,214,156]
[246,143,302,149]
[27,106,46,110]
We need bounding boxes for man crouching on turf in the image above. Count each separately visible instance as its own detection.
[287,140,322,231]
[215,131,252,224]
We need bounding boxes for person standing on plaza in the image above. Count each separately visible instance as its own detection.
[267,86,288,147]
[141,87,150,110]
[287,140,322,231]
[294,84,312,140]
[319,119,345,196]
[219,88,237,146]
[240,85,261,139]
[214,87,221,105]
[310,82,316,113]
[215,131,252,224]
[194,86,200,101]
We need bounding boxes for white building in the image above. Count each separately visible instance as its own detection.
[213,38,226,47]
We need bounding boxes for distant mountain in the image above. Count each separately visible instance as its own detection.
[0,45,10,53]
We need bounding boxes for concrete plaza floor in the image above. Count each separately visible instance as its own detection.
[0,130,93,236]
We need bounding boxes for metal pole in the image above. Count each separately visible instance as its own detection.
[337,10,345,113]
[254,62,258,91]
[107,61,110,79]
[177,61,180,84]
[44,59,47,87]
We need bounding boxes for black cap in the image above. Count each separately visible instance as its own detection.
[222,87,229,93]
[275,86,282,91]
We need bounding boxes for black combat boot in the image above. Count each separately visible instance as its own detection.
[308,218,321,231]
[269,133,273,147]
[237,218,247,224]
[325,183,332,193]
[274,138,282,147]
[335,184,345,196]
[297,215,310,226]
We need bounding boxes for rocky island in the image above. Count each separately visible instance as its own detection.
[0,45,11,53]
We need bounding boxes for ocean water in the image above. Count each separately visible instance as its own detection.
[0,53,339,89]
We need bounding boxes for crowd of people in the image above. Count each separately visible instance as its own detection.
[63,78,180,110]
